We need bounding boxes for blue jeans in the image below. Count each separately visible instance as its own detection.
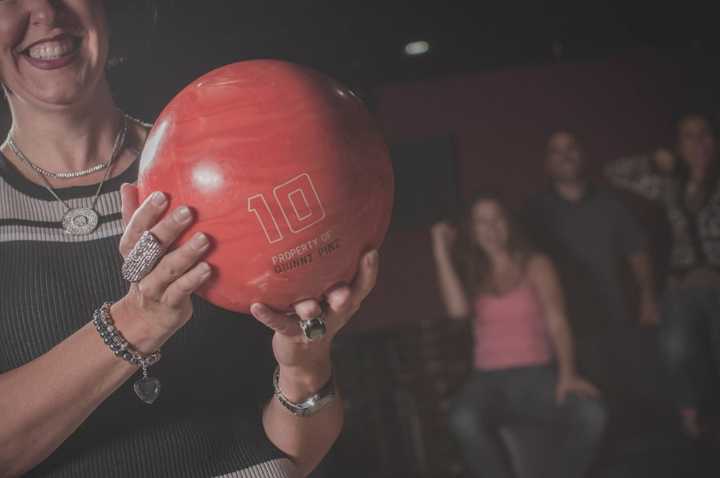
[448,365,606,478]
[659,286,720,413]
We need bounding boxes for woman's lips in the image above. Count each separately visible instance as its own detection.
[21,35,81,70]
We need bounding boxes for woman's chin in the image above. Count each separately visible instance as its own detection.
[12,62,101,109]
[18,84,96,110]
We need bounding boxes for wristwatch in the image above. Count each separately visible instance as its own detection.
[272,366,337,417]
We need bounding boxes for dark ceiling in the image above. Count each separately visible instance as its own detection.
[114,1,719,115]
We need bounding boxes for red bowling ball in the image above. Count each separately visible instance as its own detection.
[137,60,394,313]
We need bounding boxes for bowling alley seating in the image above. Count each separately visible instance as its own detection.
[321,317,705,478]
[323,317,555,478]
[326,318,468,478]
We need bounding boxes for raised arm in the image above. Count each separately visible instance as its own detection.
[614,199,659,326]
[430,222,470,319]
[251,250,379,477]
[604,150,672,201]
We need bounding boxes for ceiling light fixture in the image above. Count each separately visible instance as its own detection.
[404,41,430,56]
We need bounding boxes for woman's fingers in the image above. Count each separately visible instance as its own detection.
[119,191,169,256]
[148,205,196,246]
[568,378,600,398]
[293,299,323,321]
[120,183,139,228]
[121,192,211,307]
[163,261,213,307]
[251,303,303,337]
[249,251,379,339]
[349,250,380,307]
[579,381,601,398]
[121,202,196,269]
[557,379,601,404]
[326,285,353,316]
[140,232,211,298]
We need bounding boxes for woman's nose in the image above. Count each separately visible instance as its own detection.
[27,0,60,29]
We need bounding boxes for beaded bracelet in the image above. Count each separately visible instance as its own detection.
[93,302,162,404]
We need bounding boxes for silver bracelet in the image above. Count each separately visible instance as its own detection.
[272,366,337,417]
[93,302,162,404]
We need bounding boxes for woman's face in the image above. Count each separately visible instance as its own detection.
[0,0,109,108]
[470,200,509,251]
[677,116,717,171]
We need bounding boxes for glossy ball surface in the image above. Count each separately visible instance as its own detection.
[137,60,394,312]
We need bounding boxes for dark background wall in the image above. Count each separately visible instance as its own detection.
[354,48,707,332]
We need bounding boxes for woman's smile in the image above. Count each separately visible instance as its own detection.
[17,32,82,70]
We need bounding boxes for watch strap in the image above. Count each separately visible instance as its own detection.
[272,366,337,417]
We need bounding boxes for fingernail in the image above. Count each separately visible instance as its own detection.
[198,262,212,275]
[174,206,192,222]
[251,303,265,316]
[151,192,166,206]
[192,233,208,250]
[366,250,378,265]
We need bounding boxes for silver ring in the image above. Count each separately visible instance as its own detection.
[121,231,164,283]
[299,314,327,342]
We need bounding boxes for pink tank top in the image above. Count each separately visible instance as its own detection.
[473,279,552,370]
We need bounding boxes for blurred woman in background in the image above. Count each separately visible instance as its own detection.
[431,195,606,478]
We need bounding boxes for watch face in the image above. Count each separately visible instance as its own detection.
[273,365,336,416]
[299,394,336,416]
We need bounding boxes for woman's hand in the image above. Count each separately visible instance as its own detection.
[556,374,600,404]
[114,184,213,349]
[431,222,457,254]
[652,148,676,174]
[638,295,660,327]
[250,250,379,397]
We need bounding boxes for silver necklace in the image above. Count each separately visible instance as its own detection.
[20,156,111,179]
[7,116,128,236]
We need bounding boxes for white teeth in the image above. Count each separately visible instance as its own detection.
[28,38,77,61]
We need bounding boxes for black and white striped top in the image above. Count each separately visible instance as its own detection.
[0,153,295,477]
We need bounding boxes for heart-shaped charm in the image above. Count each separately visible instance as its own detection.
[133,376,161,404]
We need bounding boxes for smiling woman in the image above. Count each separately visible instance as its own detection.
[0,1,377,477]
[431,197,606,478]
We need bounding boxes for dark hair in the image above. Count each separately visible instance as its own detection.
[673,111,718,136]
[673,113,720,187]
[545,129,585,152]
[453,193,535,294]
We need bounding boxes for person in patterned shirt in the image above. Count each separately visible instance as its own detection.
[605,114,720,439]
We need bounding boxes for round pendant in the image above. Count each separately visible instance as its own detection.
[62,208,100,235]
